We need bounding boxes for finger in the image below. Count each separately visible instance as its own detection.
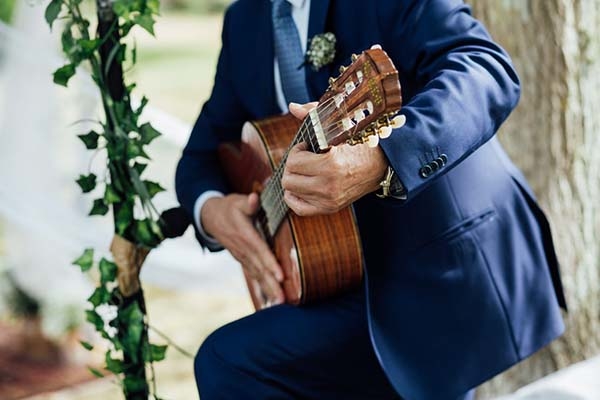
[247,230,284,282]
[285,147,330,176]
[257,272,285,305]
[289,141,308,153]
[284,190,322,216]
[243,192,260,215]
[281,171,323,196]
[289,101,318,120]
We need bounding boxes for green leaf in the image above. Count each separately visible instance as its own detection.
[80,340,94,351]
[79,39,98,52]
[99,258,118,284]
[139,122,161,145]
[85,309,105,332]
[77,130,100,150]
[115,203,133,235]
[132,162,147,176]
[118,302,145,362]
[123,376,148,393]
[121,21,135,37]
[87,286,110,307]
[45,0,63,29]
[112,0,130,19]
[53,64,76,87]
[88,367,104,378]
[146,343,167,362]
[73,248,94,272]
[134,13,156,36]
[135,96,148,117]
[61,23,75,54]
[143,181,165,198]
[78,39,100,57]
[76,173,97,193]
[127,142,149,160]
[104,185,121,205]
[131,44,138,66]
[147,0,160,14]
[134,219,158,247]
[105,351,124,374]
[90,199,109,216]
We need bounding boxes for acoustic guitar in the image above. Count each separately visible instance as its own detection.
[218,48,403,309]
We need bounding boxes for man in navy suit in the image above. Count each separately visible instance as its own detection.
[176,0,567,398]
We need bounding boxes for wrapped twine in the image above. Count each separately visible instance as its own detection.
[110,235,150,297]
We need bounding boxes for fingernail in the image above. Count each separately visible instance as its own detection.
[289,102,299,108]
[276,270,284,282]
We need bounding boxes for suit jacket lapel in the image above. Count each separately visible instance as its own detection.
[255,0,279,116]
[305,0,332,100]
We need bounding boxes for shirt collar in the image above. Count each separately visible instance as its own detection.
[271,0,307,9]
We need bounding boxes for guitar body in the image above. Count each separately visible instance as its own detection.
[218,114,364,309]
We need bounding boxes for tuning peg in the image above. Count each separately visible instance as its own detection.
[390,115,406,129]
[378,126,393,139]
[351,53,359,62]
[346,136,362,146]
[339,65,347,74]
[370,44,382,50]
[328,77,336,86]
[367,134,380,148]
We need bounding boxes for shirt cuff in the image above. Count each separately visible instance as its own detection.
[193,190,224,246]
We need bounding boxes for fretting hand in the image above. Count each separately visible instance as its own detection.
[282,102,388,216]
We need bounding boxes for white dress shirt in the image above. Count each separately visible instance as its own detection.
[194,0,312,245]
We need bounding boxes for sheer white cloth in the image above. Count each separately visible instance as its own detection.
[0,3,243,338]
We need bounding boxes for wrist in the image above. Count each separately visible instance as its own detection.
[370,146,389,192]
[201,197,222,238]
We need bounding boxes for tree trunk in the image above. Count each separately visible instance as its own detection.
[467,0,600,397]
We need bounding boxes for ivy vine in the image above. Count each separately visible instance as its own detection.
[45,0,176,398]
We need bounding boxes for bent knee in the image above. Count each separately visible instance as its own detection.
[194,327,249,397]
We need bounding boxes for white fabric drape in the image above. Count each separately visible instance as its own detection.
[0,3,244,338]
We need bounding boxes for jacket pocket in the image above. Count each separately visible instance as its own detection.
[415,208,498,252]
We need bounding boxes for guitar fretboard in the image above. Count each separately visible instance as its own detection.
[258,115,322,237]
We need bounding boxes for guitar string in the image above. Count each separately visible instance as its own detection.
[259,92,373,236]
[259,95,359,234]
[259,103,341,234]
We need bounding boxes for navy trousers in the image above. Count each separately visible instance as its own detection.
[195,287,475,400]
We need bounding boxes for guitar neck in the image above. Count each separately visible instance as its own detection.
[259,115,323,238]
[257,48,404,239]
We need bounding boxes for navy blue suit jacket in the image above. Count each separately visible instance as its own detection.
[176,1,566,398]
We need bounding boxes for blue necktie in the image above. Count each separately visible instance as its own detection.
[272,0,310,105]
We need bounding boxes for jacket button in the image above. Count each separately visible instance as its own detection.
[420,165,432,178]
[430,160,440,171]
[440,154,448,165]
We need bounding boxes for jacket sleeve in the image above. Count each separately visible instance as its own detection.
[376,0,521,202]
[175,7,251,249]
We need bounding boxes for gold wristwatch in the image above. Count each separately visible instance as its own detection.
[376,166,407,200]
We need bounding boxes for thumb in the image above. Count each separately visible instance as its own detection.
[289,102,318,120]
[244,192,261,215]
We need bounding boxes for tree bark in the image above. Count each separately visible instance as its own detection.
[467,0,600,397]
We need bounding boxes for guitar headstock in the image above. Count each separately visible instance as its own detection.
[307,46,403,150]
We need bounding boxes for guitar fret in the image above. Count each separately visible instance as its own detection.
[259,108,327,237]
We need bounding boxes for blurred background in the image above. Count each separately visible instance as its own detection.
[0,1,254,399]
[0,0,599,399]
